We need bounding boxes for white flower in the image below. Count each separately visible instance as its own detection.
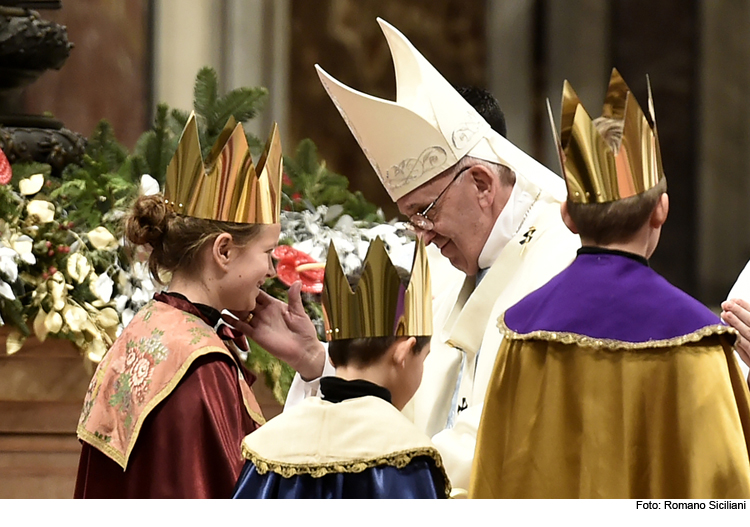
[0,246,18,283]
[47,272,69,311]
[92,273,114,303]
[88,227,118,251]
[12,235,35,265]
[139,174,160,196]
[131,287,150,305]
[114,294,129,312]
[66,253,92,284]
[33,308,62,341]
[96,307,119,329]
[18,173,45,195]
[26,200,56,223]
[0,280,13,300]
[86,339,108,363]
[62,303,88,332]
[121,308,135,328]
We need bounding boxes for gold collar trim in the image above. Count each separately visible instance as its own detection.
[498,313,736,351]
[242,444,451,498]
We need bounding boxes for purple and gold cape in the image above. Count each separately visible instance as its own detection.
[504,248,725,344]
[471,249,750,499]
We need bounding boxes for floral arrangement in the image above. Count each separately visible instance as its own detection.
[0,157,161,369]
[0,67,414,402]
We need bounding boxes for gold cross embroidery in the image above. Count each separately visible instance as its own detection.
[519,226,536,255]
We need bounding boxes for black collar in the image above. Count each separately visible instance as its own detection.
[320,377,393,405]
[577,246,649,267]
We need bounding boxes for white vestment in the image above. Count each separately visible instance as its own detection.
[724,263,750,381]
[286,171,580,490]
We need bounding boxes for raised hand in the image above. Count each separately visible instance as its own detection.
[224,281,326,380]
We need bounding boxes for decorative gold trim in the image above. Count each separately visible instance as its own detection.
[241,444,452,498]
[497,313,737,351]
[78,345,260,470]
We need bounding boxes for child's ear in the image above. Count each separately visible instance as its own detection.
[392,337,417,368]
[650,193,669,228]
[212,233,234,271]
[560,201,579,234]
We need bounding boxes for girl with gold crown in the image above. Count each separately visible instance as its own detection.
[74,114,282,498]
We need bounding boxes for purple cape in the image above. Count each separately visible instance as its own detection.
[504,251,721,342]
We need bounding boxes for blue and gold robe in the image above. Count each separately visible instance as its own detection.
[233,378,450,499]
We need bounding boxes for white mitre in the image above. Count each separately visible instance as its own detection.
[316,18,566,202]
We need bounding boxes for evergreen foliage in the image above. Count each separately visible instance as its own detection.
[283,139,383,224]
[1,66,386,404]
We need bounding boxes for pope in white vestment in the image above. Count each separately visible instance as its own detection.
[286,19,580,491]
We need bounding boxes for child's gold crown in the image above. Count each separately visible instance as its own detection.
[547,68,665,204]
[164,112,282,223]
[322,237,432,341]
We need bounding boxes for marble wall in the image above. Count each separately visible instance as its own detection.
[288,0,488,218]
[22,1,151,149]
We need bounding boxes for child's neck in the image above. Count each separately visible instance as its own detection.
[581,227,655,260]
[334,365,389,390]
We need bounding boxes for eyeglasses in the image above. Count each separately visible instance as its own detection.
[408,166,471,232]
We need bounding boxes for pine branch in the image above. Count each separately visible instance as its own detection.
[213,87,268,131]
[193,67,219,127]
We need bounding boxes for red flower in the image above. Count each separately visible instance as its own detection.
[0,150,11,185]
[282,173,293,187]
[291,192,302,202]
[272,245,324,294]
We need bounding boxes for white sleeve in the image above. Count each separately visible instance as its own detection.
[283,343,335,411]
[430,403,482,492]
[727,260,750,301]
[725,265,750,378]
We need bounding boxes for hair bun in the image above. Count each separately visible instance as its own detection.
[124,194,173,247]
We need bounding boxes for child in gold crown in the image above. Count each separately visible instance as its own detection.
[232,238,450,498]
[470,70,750,499]
[74,115,280,498]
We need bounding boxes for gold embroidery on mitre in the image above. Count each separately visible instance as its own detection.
[322,237,432,341]
[164,112,282,224]
[547,68,665,204]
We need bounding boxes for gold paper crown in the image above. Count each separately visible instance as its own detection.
[547,68,665,204]
[164,112,282,223]
[322,237,432,341]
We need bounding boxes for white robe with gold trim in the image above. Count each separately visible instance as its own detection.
[286,171,580,491]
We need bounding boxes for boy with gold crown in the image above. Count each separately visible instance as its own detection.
[470,70,750,499]
[231,238,451,499]
[74,115,282,498]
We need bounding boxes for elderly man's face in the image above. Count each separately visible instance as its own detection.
[396,164,502,276]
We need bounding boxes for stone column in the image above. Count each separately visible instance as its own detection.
[486,0,609,170]
[610,0,700,296]
[697,0,750,304]
[223,0,291,145]
[486,0,535,154]
[153,0,222,112]
[541,0,610,171]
